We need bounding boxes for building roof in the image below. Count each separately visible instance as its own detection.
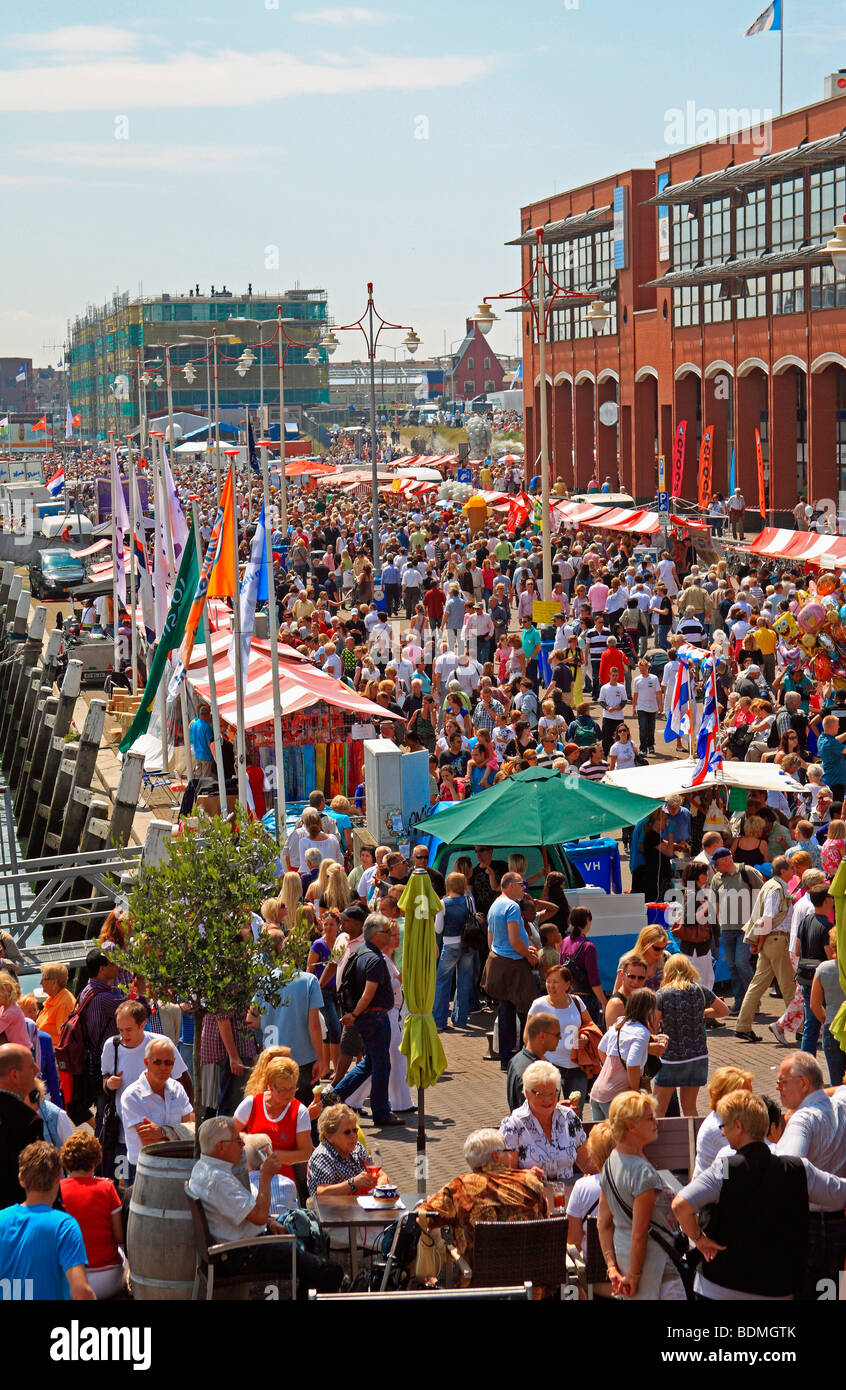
[506,205,614,246]
[643,129,846,207]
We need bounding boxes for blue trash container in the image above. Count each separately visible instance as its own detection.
[564,836,622,893]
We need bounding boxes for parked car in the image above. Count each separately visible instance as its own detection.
[28,548,86,599]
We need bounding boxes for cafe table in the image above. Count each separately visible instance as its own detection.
[313,1192,422,1280]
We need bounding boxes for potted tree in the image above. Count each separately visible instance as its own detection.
[119,812,300,1301]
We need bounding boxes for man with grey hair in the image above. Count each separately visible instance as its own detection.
[324,914,405,1127]
[120,1036,193,1179]
[462,1127,514,1171]
[420,1127,547,1266]
[775,1050,846,1295]
[188,1117,343,1294]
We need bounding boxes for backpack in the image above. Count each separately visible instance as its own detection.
[54,995,95,1076]
[278,1205,330,1259]
[337,951,361,1017]
[565,938,592,995]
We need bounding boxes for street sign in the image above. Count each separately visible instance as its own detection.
[657,490,669,515]
[456,467,472,483]
[657,453,666,493]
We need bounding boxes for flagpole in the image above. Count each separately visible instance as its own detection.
[276,305,288,538]
[780,0,784,116]
[190,498,228,814]
[260,439,287,843]
[126,437,139,694]
[159,429,195,783]
[108,434,121,676]
[227,459,250,811]
[152,439,170,775]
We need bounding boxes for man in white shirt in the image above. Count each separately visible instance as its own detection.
[775,1051,846,1295]
[101,1001,192,1149]
[120,1038,193,1175]
[454,654,482,699]
[433,642,460,699]
[728,488,746,540]
[187,1116,343,1291]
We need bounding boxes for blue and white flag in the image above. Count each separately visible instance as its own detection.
[664,654,692,743]
[744,0,780,35]
[692,663,723,784]
[228,501,269,682]
[15,364,26,384]
[109,443,129,606]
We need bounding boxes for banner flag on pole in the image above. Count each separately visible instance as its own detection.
[755,428,767,520]
[664,654,692,743]
[161,439,189,568]
[168,463,235,697]
[692,661,723,783]
[670,421,687,499]
[697,426,714,510]
[744,0,781,35]
[119,529,198,753]
[228,501,268,681]
[206,463,237,598]
[151,439,169,638]
[109,443,129,607]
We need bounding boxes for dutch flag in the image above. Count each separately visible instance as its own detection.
[691,663,723,784]
[46,466,64,498]
[664,654,692,743]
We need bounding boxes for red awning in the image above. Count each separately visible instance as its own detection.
[749,527,846,565]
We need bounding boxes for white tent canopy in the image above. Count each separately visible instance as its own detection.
[603,760,804,798]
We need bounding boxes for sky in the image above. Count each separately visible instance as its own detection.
[0,0,843,368]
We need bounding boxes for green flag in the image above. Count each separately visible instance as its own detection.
[119,528,199,753]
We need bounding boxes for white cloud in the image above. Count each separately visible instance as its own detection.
[3,25,141,57]
[0,47,495,111]
[17,142,281,173]
[294,8,395,25]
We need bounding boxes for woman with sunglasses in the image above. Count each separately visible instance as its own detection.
[306,1103,391,1197]
[605,953,648,1027]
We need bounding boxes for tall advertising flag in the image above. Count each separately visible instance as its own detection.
[755,428,767,521]
[119,530,198,753]
[168,464,235,697]
[670,421,687,499]
[697,426,714,511]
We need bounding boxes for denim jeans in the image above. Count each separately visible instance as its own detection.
[433,939,476,1028]
[657,623,671,650]
[497,1000,519,1070]
[721,930,754,1014]
[822,1025,846,1085]
[800,982,821,1056]
[217,1055,250,1117]
[637,710,657,751]
[331,1010,392,1121]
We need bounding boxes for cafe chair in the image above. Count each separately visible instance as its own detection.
[470,1215,572,1296]
[185,1186,297,1301]
[565,1218,614,1300]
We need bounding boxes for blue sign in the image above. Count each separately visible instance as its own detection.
[657,490,669,515]
[457,468,472,483]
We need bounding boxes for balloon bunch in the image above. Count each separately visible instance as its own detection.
[438,481,474,503]
[774,572,846,689]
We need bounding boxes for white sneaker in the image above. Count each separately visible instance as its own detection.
[768,1021,789,1046]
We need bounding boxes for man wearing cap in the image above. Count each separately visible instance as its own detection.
[707,849,764,1020]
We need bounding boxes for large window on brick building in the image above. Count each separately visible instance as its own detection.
[673,285,699,327]
[810,263,846,310]
[771,268,805,315]
[735,274,766,320]
[734,185,767,257]
[703,196,731,263]
[770,176,804,251]
[672,204,698,268]
[703,281,731,323]
[809,163,846,240]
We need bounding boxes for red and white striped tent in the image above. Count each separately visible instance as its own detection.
[185,631,391,731]
[749,527,846,567]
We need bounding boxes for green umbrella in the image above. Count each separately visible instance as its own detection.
[423,764,663,848]
[398,870,447,1193]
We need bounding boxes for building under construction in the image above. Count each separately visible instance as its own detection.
[66,286,330,441]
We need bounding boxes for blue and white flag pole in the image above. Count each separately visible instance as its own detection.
[744,0,783,114]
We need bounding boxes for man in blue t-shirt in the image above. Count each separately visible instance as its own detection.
[486,872,538,1072]
[0,1141,92,1301]
[814,714,846,799]
[180,701,218,817]
[248,935,324,1104]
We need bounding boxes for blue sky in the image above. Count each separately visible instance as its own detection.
[1,0,842,367]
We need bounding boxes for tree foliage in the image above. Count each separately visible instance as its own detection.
[122,812,297,1015]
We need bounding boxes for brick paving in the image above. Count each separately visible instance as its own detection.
[361,995,794,1191]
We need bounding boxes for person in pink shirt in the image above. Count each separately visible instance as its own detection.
[588,577,610,616]
[0,971,31,1047]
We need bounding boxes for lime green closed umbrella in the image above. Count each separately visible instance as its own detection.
[398,870,447,1193]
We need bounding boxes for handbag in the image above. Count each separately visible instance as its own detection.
[95,1037,121,1180]
[603,1161,695,1300]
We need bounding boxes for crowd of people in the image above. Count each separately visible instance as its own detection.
[2,435,846,1305]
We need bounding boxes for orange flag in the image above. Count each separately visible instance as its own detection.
[205,463,237,599]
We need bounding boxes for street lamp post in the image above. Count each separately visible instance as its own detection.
[476,230,614,600]
[320,284,418,574]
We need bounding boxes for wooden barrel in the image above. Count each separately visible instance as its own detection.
[127,1142,196,1301]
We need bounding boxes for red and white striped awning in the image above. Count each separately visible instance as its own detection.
[749,527,846,566]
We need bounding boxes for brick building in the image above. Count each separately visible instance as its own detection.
[0,359,34,414]
[518,86,846,517]
[448,319,506,400]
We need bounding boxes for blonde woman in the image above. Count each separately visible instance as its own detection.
[731,815,769,869]
[321,863,352,916]
[0,970,28,1046]
[652,954,729,1117]
[280,870,304,931]
[614,924,670,994]
[234,1053,314,1178]
[692,1065,754,1178]
[260,897,286,929]
[597,1091,686,1301]
[36,963,76,1045]
[328,795,354,859]
[305,857,335,911]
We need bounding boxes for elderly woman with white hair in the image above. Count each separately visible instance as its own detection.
[420,1127,548,1269]
[119,1035,193,1181]
[499,1059,592,1184]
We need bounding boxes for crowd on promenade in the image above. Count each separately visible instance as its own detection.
[1,438,846,1302]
